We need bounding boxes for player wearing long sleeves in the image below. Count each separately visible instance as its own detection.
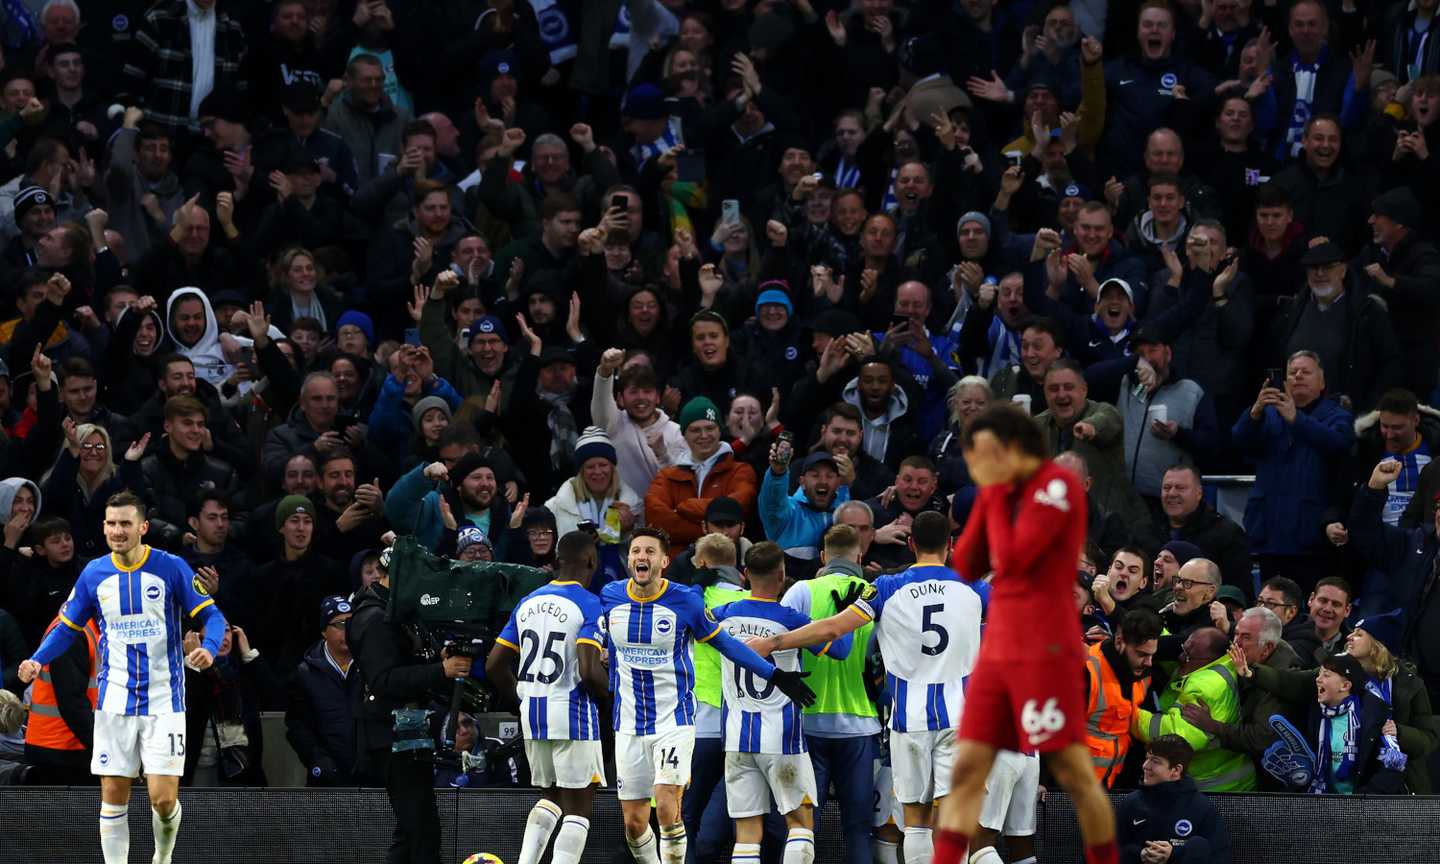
[485,531,612,864]
[932,405,1121,864]
[747,512,982,864]
[602,527,815,864]
[19,492,226,864]
[712,541,852,864]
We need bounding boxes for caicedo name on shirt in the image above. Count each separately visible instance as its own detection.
[519,602,570,624]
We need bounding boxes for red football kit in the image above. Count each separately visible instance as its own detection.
[952,459,1088,752]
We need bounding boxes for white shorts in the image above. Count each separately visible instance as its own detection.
[92,711,187,777]
[890,728,957,805]
[978,750,1040,836]
[524,739,607,790]
[616,727,695,800]
[724,751,818,818]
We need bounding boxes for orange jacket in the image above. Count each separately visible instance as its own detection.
[1084,639,1148,788]
[25,618,99,752]
[643,453,757,554]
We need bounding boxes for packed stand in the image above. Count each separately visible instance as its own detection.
[0,0,1436,836]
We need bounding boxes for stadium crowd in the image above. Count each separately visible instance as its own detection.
[0,0,1439,857]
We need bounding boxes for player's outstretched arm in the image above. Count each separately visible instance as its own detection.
[749,607,866,658]
[191,602,227,668]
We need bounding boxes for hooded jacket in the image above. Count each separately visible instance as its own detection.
[165,287,246,388]
[840,376,924,470]
[644,445,758,555]
[1115,776,1232,864]
[0,477,40,525]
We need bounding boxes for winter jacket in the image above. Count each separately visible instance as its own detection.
[1269,284,1403,416]
[1115,776,1232,864]
[323,91,411,185]
[1331,405,1440,532]
[1349,233,1440,397]
[1252,662,1427,793]
[382,460,513,558]
[759,468,848,570]
[1035,399,1150,530]
[1348,485,1440,698]
[1145,272,1256,408]
[103,127,186,259]
[261,405,327,484]
[1282,614,1324,670]
[365,374,462,457]
[544,476,644,541]
[286,640,363,785]
[1233,397,1355,555]
[1149,504,1252,597]
[253,551,347,709]
[140,445,243,550]
[1271,160,1373,255]
[644,447,758,555]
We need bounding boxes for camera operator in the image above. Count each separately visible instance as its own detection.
[348,547,473,863]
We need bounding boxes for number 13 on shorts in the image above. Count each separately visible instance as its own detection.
[1021,698,1065,748]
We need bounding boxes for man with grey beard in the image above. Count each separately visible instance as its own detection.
[1267,240,1402,414]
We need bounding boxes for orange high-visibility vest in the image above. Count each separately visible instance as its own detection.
[25,618,99,752]
[1084,639,1147,788]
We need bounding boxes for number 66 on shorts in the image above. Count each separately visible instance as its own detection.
[958,660,1085,753]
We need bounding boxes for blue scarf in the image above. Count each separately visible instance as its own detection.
[1310,695,1360,793]
[1,0,37,50]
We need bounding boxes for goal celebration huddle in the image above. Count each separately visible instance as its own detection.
[20,403,1119,864]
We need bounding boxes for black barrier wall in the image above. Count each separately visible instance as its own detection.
[3,788,1438,863]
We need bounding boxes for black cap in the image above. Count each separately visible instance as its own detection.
[1372,187,1421,229]
[1321,653,1368,695]
[1299,240,1347,268]
[1130,324,1169,347]
[704,496,744,525]
[279,142,320,174]
[197,87,249,125]
[539,345,576,367]
[281,83,322,114]
[809,308,862,337]
[799,451,840,473]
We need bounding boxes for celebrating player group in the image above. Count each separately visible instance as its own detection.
[21,403,1109,864]
[487,400,1116,864]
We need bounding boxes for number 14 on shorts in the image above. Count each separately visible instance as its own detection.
[1022,698,1065,747]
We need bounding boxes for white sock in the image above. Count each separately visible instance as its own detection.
[552,815,590,864]
[151,801,181,864]
[100,802,129,864]
[969,847,1005,864]
[518,799,563,864]
[902,826,933,864]
[627,825,661,864]
[659,822,687,864]
[784,827,815,864]
[732,841,762,864]
[872,839,900,864]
